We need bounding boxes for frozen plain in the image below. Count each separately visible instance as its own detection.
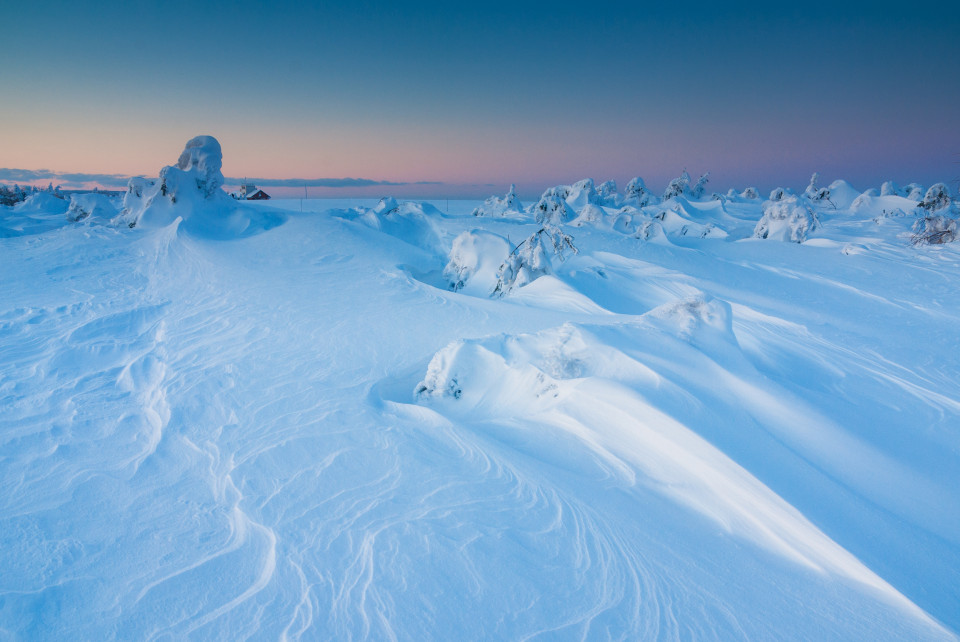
[1,149,959,639]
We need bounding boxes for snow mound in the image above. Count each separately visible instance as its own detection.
[348,198,445,255]
[119,136,285,237]
[754,196,819,243]
[569,203,608,228]
[66,193,118,223]
[13,192,68,215]
[823,180,861,209]
[0,192,70,237]
[443,230,511,295]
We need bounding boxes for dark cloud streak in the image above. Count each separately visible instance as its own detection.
[0,168,440,189]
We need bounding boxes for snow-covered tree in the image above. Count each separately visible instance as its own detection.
[492,224,578,296]
[663,170,691,201]
[741,187,760,199]
[912,215,958,244]
[918,183,952,212]
[754,196,819,243]
[596,179,619,206]
[532,194,573,225]
[624,177,655,206]
[691,172,710,198]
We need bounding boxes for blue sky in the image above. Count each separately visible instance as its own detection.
[2,0,958,197]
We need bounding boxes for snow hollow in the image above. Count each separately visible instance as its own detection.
[2,139,959,640]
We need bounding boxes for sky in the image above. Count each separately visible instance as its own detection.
[2,0,959,199]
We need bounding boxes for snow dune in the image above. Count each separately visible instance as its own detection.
[2,154,959,639]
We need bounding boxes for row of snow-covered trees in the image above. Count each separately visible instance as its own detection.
[0,183,64,206]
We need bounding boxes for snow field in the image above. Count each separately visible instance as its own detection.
[2,160,959,639]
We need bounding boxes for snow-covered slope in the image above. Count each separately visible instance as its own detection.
[2,166,959,639]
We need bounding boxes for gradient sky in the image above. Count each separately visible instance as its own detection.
[2,0,959,198]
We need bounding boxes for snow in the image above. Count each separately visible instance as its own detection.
[2,160,960,640]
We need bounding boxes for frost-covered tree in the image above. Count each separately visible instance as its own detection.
[769,187,788,201]
[473,184,524,217]
[804,172,820,198]
[754,196,820,243]
[741,187,759,199]
[880,180,902,196]
[624,177,655,206]
[691,172,710,198]
[663,170,691,200]
[596,179,619,206]
[912,215,958,244]
[532,194,573,225]
[492,224,578,296]
[918,183,952,212]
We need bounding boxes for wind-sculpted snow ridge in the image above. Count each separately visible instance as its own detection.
[119,135,286,238]
[409,301,953,639]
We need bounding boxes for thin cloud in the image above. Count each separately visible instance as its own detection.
[0,168,441,190]
[0,168,134,188]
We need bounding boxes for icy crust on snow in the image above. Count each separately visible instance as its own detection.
[119,136,286,238]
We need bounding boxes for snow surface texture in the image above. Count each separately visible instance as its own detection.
[2,168,960,640]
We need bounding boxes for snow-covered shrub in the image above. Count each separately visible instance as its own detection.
[443,230,512,293]
[66,193,117,222]
[691,172,710,198]
[472,184,524,217]
[492,225,578,296]
[918,183,952,212]
[754,196,819,243]
[663,170,691,201]
[624,177,655,206]
[532,194,574,225]
[741,187,760,199]
[912,215,958,244]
